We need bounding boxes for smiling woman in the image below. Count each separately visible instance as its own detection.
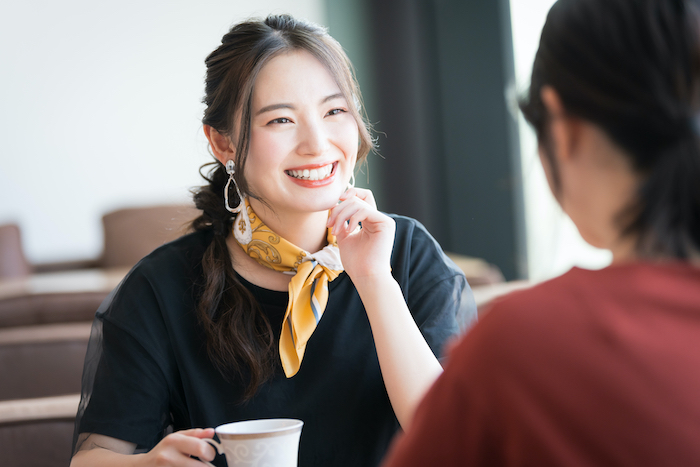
[69,14,475,467]
[215,50,360,226]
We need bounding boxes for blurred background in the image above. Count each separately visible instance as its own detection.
[0,0,612,282]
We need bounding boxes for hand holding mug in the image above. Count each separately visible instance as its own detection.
[140,428,217,466]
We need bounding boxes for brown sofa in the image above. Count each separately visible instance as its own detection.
[0,394,79,467]
[0,323,91,400]
[0,324,89,466]
[0,292,107,328]
[0,224,31,279]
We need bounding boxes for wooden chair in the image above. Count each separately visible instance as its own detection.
[445,252,505,286]
[0,224,31,279]
[99,204,199,268]
[32,203,200,272]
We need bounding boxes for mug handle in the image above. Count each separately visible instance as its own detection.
[199,438,224,467]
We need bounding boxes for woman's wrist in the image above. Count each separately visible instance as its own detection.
[350,270,396,293]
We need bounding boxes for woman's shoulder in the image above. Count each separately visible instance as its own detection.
[387,212,429,238]
[480,267,599,323]
[136,228,213,273]
[112,229,213,293]
[99,229,212,320]
[386,214,471,319]
[456,262,700,389]
[450,272,587,380]
[489,261,700,312]
[387,213,463,278]
[476,262,700,348]
[387,213,441,255]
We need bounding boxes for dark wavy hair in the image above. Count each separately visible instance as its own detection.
[190,14,374,399]
[520,0,700,258]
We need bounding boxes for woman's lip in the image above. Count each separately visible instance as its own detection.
[285,161,336,171]
[285,162,338,187]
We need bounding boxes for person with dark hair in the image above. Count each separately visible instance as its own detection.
[69,14,473,467]
[382,0,700,465]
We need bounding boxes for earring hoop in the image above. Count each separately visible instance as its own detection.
[224,160,245,213]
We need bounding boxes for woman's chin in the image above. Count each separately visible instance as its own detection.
[298,188,347,212]
[312,199,342,214]
[276,194,339,216]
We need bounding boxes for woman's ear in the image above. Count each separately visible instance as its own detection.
[540,86,582,165]
[203,125,235,165]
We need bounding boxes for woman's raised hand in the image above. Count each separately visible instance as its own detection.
[327,187,395,283]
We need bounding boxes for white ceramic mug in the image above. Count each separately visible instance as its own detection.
[202,418,303,467]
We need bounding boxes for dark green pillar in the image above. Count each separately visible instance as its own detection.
[326,0,527,280]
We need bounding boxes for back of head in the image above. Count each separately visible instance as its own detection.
[520,0,700,259]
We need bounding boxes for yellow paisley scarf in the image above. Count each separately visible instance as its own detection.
[232,198,343,377]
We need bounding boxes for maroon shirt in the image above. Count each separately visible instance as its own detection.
[383,262,700,467]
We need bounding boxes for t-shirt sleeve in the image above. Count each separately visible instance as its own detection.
[75,267,176,450]
[393,216,477,359]
[409,273,470,360]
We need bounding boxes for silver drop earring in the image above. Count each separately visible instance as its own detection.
[224,160,245,213]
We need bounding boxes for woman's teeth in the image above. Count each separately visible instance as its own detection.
[287,164,333,181]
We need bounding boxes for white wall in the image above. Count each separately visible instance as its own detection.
[0,0,325,264]
[2,0,613,276]
[510,0,612,280]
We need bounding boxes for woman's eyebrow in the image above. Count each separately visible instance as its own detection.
[256,103,294,116]
[255,93,345,116]
[321,92,344,104]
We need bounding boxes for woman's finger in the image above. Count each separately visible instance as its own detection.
[177,428,215,439]
[175,427,217,460]
[328,196,368,231]
[329,200,374,236]
[335,207,391,242]
[353,187,377,208]
[340,187,377,209]
[331,205,362,236]
[164,431,217,463]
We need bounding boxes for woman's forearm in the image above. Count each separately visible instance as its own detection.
[70,448,142,467]
[353,273,443,429]
[70,429,215,467]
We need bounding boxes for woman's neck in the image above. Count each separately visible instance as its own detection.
[609,234,638,265]
[248,198,330,252]
[227,198,331,292]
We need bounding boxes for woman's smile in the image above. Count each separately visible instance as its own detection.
[285,161,337,185]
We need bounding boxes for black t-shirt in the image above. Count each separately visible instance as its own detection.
[75,214,475,467]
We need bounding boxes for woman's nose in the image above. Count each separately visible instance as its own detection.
[297,119,330,156]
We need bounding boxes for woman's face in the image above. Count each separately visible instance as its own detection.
[244,49,359,216]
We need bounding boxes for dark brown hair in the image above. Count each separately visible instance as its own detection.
[520,0,700,258]
[191,14,374,399]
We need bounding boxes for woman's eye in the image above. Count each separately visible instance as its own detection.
[326,108,347,117]
[268,117,291,125]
